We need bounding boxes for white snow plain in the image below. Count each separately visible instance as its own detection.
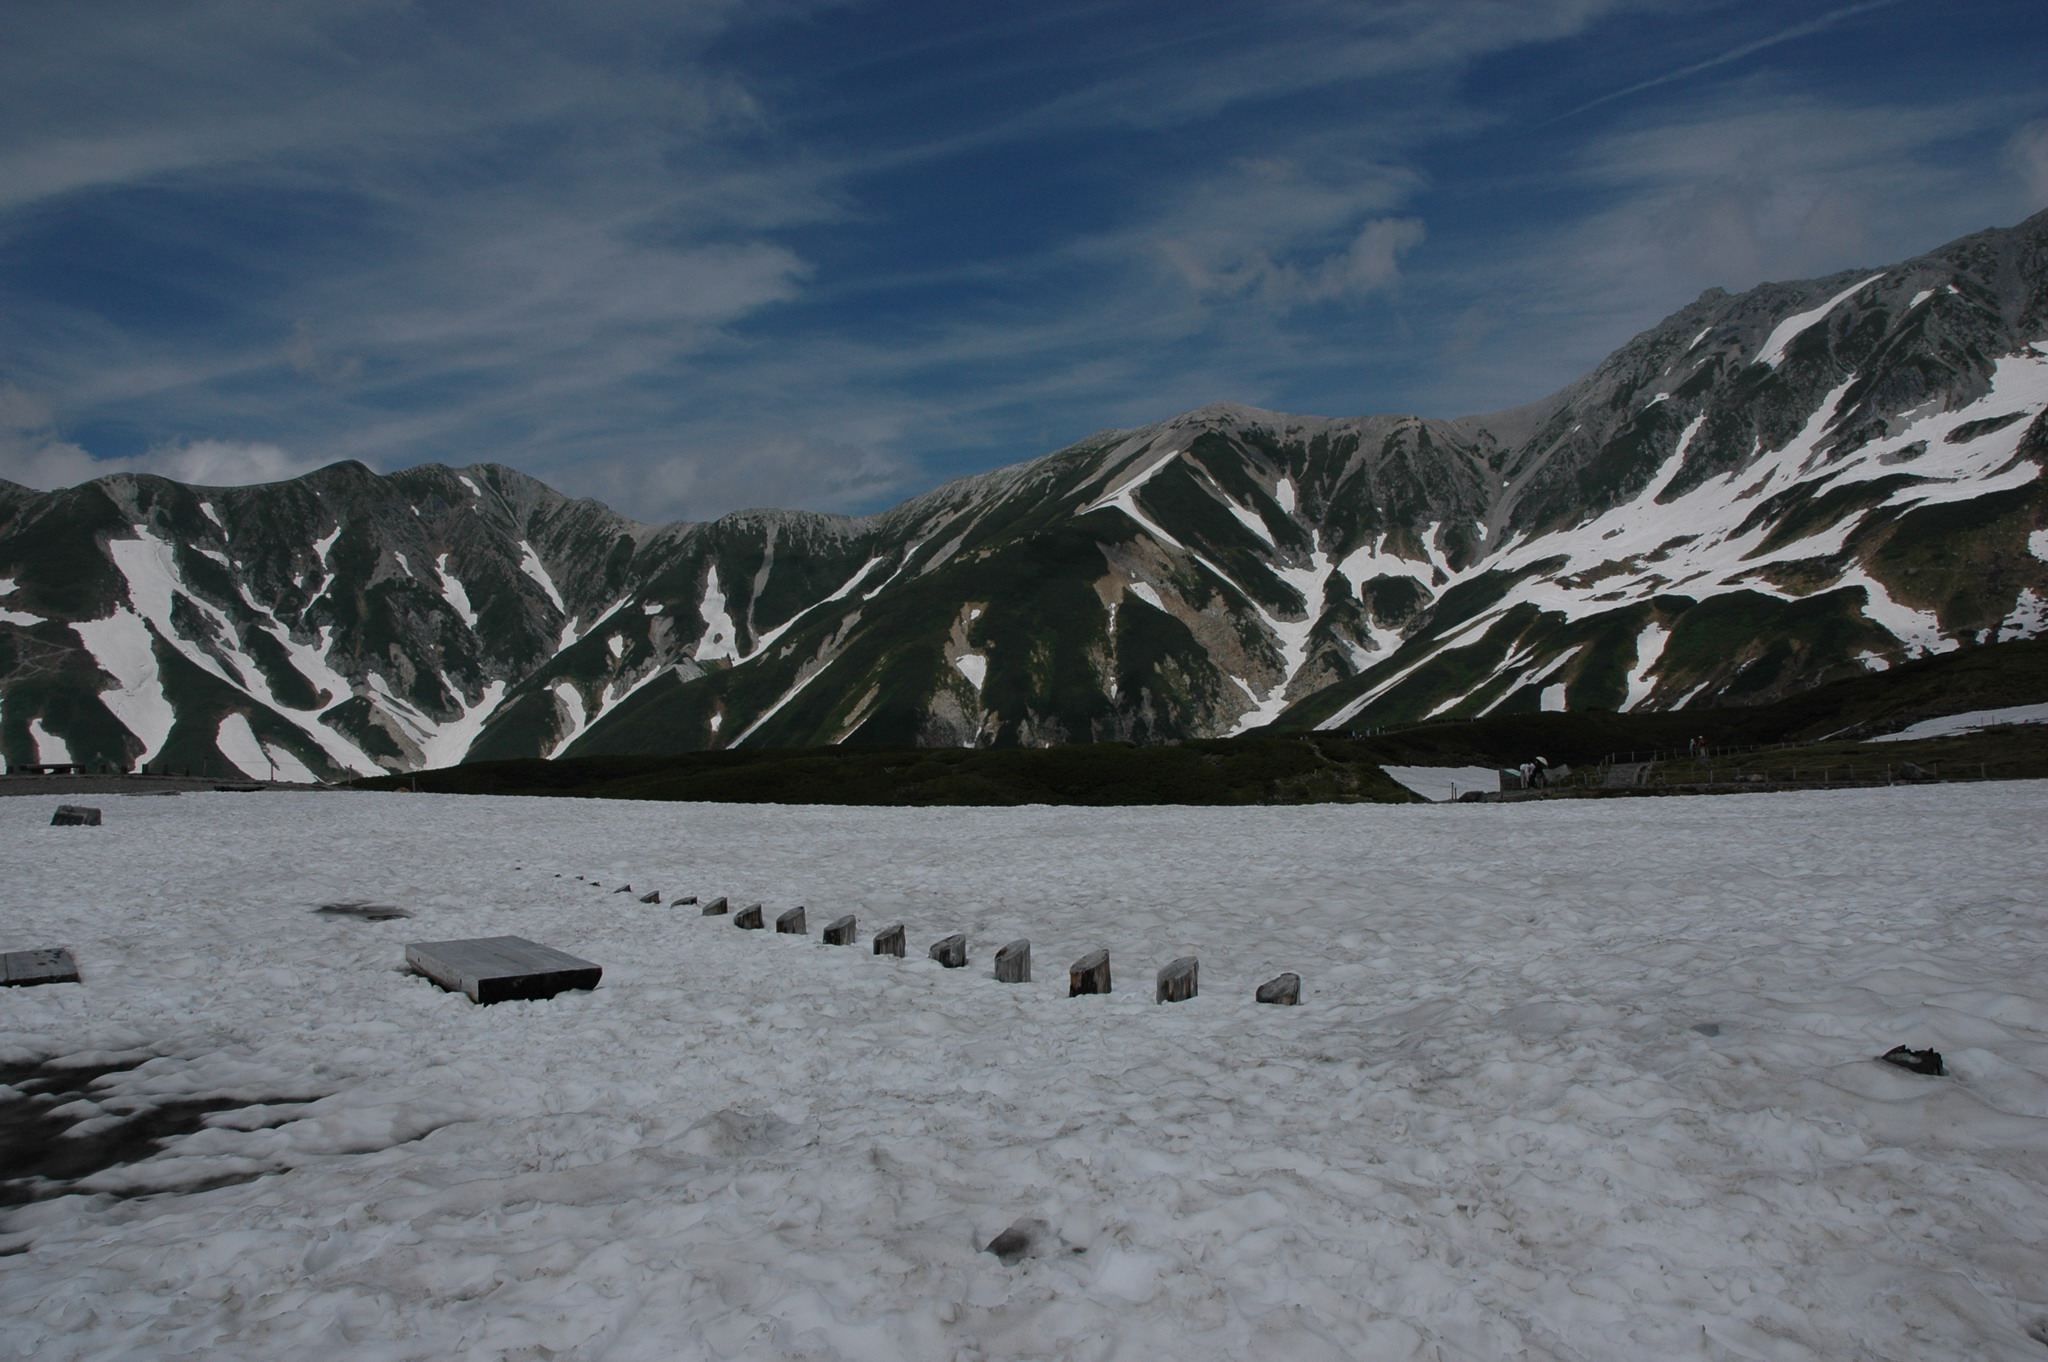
[4,787,2048,1360]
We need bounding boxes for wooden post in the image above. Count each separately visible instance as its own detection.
[929,934,967,968]
[1069,949,1110,996]
[701,896,729,915]
[775,906,807,934]
[1255,972,1300,1005]
[874,923,906,957]
[1156,956,1198,1003]
[994,939,1030,983]
[822,914,856,945]
[733,903,764,929]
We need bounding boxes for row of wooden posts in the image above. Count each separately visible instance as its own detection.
[692,894,1301,1005]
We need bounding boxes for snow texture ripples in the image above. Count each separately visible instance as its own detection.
[3,787,2048,1359]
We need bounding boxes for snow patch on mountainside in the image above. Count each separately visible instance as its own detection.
[71,609,174,762]
[413,680,508,770]
[695,567,739,665]
[1757,274,1886,368]
[517,541,566,613]
[214,713,319,782]
[27,717,71,765]
[1230,541,1341,734]
[214,713,268,778]
[434,554,478,629]
[1624,623,1670,709]
[549,682,587,759]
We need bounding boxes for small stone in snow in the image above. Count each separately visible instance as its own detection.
[1880,1045,1944,1076]
[639,890,661,903]
[984,1217,1054,1266]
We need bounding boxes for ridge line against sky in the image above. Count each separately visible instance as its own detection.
[0,0,2043,523]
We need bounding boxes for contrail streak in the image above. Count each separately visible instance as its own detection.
[1549,0,1912,123]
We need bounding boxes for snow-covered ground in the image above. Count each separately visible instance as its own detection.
[1379,765,1501,802]
[1869,702,2048,743]
[4,787,2048,1360]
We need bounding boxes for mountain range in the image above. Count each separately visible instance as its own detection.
[4,209,2046,780]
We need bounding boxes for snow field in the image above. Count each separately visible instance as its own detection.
[1379,765,1500,802]
[1869,702,2048,742]
[3,787,2048,1359]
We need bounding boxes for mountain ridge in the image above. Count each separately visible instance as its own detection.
[4,208,2046,778]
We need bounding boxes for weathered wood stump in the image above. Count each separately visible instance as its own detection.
[701,896,729,915]
[994,939,1030,983]
[405,936,600,1004]
[822,914,857,945]
[733,903,764,929]
[639,890,662,903]
[929,934,967,968]
[775,906,807,934]
[874,923,906,957]
[50,805,101,827]
[1069,949,1110,996]
[1,947,81,987]
[1156,956,1198,1003]
[1255,972,1300,1005]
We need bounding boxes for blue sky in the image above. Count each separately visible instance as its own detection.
[1,0,2044,522]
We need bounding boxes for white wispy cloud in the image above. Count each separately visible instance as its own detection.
[1552,0,1913,122]
[0,0,2038,526]
[0,385,331,489]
